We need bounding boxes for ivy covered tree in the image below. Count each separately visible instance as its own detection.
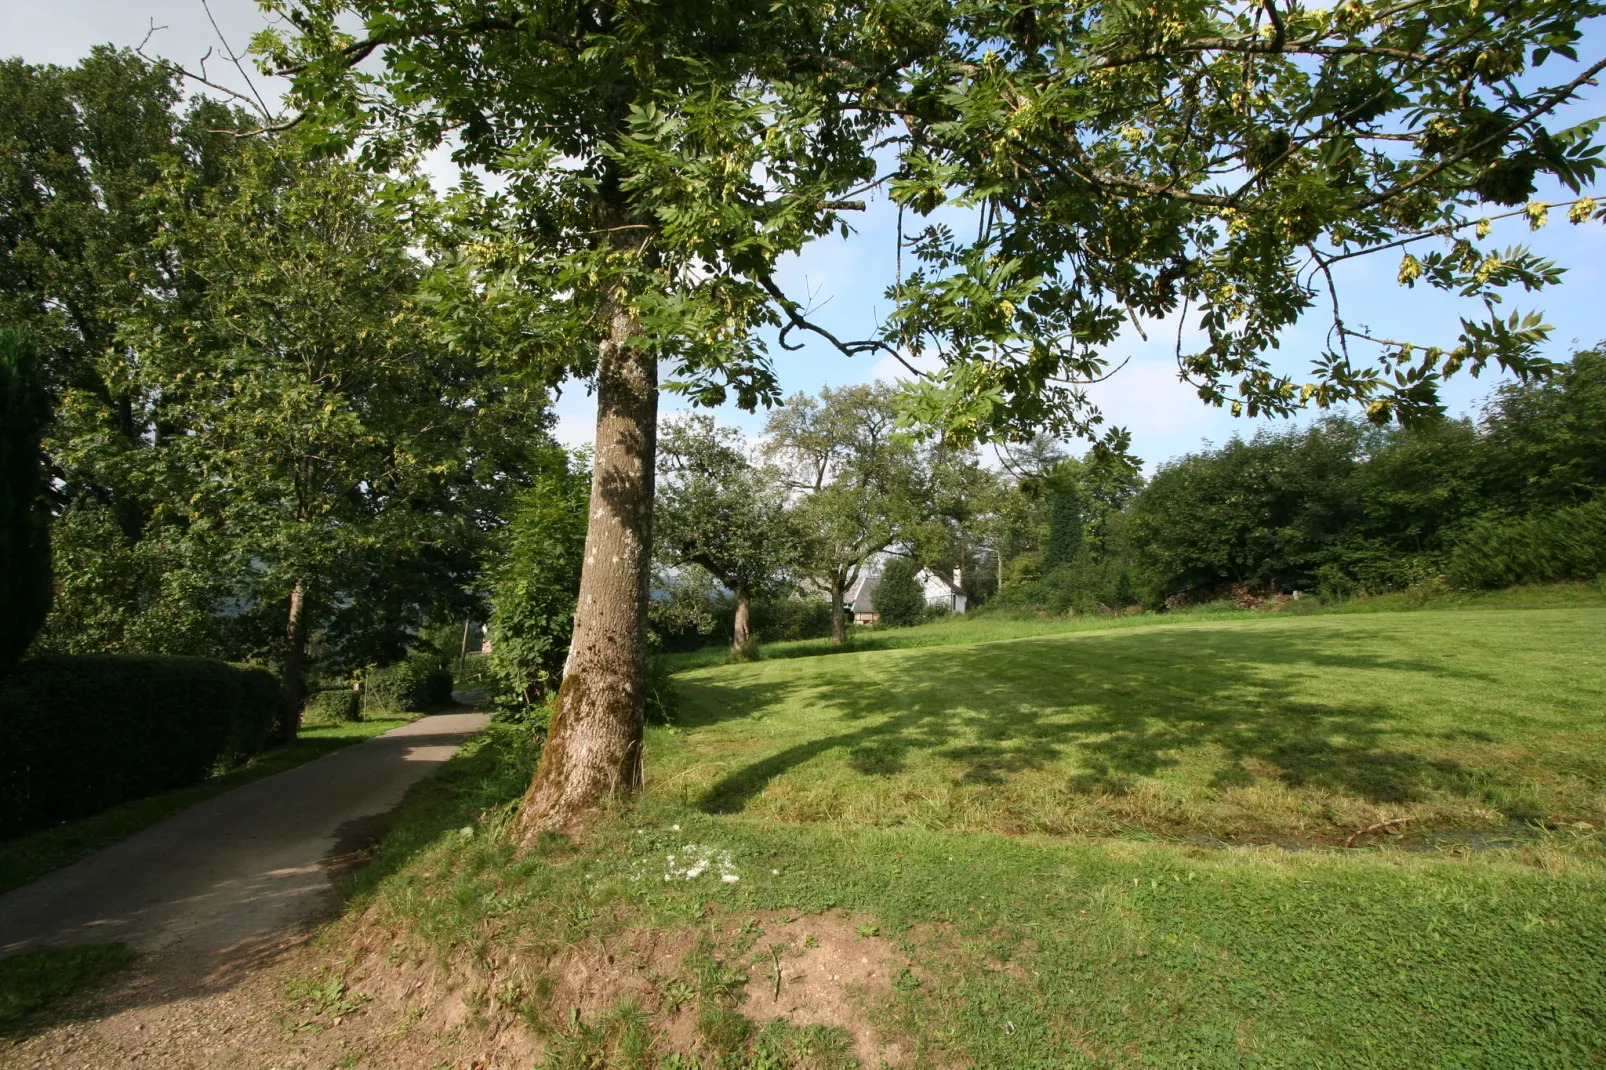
[656,416,798,656]
[0,328,52,677]
[263,0,1606,828]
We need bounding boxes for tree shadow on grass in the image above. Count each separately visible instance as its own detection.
[686,626,1500,817]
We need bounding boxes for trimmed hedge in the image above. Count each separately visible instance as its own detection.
[363,654,453,715]
[0,655,278,837]
[304,688,361,724]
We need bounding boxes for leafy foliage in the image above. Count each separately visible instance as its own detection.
[1125,348,1606,600]
[1447,498,1606,589]
[303,689,362,725]
[0,327,52,677]
[364,653,454,715]
[486,460,590,712]
[656,415,799,612]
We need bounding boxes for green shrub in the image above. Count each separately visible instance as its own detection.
[364,653,453,714]
[1446,498,1606,589]
[875,559,926,628]
[0,655,279,837]
[303,688,362,725]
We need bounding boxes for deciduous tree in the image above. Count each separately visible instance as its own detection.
[263,0,1606,828]
[656,416,798,655]
[765,384,929,644]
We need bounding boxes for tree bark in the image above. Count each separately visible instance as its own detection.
[276,581,310,741]
[732,585,752,655]
[830,572,847,646]
[514,294,657,839]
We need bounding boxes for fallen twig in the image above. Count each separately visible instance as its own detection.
[771,945,782,1001]
[1345,816,1414,848]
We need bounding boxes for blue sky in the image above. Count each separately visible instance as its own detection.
[9,2,1605,470]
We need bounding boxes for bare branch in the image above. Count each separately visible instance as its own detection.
[758,275,926,378]
[201,0,272,118]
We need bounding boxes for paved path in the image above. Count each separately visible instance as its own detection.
[0,712,488,957]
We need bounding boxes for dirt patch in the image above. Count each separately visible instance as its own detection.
[1,906,917,1068]
[737,911,912,1065]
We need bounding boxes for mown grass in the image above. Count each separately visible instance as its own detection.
[0,944,136,1033]
[0,717,419,896]
[654,607,1606,844]
[654,580,1606,673]
[333,720,1606,1068]
[305,596,1606,1067]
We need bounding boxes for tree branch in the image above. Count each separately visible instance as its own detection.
[1355,55,1606,211]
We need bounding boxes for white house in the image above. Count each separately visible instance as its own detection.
[845,565,967,624]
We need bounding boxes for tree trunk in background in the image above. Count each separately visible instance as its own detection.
[276,581,310,741]
[830,573,847,646]
[732,586,752,655]
[514,295,656,839]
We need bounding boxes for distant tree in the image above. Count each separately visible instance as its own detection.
[0,328,52,676]
[874,558,926,629]
[656,416,798,655]
[765,385,929,645]
[486,458,590,714]
[1479,347,1606,514]
[1129,421,1364,598]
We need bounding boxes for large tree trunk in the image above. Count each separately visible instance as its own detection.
[732,585,752,655]
[514,295,657,839]
[830,573,847,646]
[275,581,310,741]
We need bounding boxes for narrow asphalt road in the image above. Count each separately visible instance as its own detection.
[0,712,488,957]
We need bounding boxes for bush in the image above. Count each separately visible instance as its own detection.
[0,655,279,837]
[1446,498,1606,589]
[364,653,453,714]
[303,688,361,725]
[875,559,926,627]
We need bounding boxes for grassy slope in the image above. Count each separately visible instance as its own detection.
[321,598,1606,1068]
[0,717,418,896]
[658,607,1606,843]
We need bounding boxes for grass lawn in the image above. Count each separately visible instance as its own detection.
[655,606,1606,844]
[0,717,418,896]
[654,581,1606,673]
[312,600,1606,1068]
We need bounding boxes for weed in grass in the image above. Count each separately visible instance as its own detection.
[282,969,371,1034]
[0,944,135,1033]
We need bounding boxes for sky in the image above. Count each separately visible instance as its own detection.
[7,0,1605,470]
